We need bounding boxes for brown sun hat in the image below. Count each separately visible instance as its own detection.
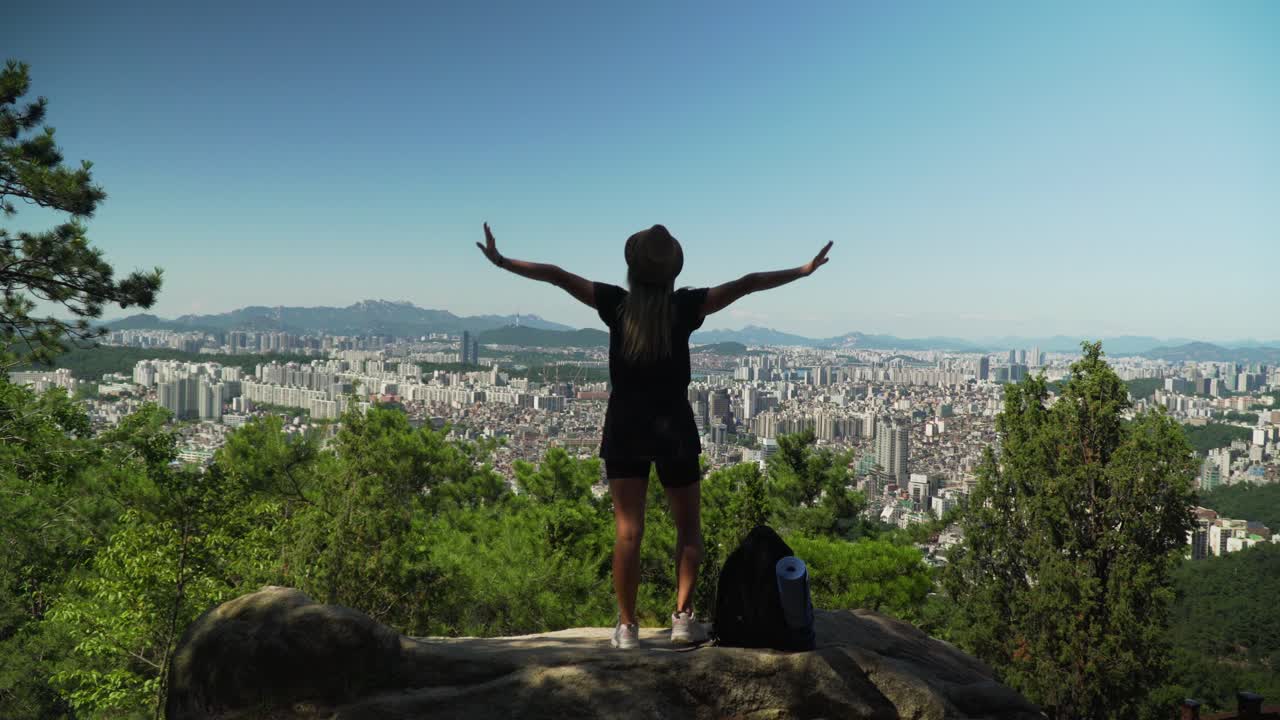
[625,224,684,284]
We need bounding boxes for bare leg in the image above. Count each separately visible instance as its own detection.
[610,476,649,626]
[664,481,703,615]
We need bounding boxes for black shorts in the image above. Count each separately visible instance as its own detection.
[604,456,702,489]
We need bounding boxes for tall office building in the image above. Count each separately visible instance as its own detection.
[1007,350,1017,364]
[975,356,990,381]
[874,419,910,484]
[709,389,730,423]
[1009,364,1029,383]
[460,331,477,365]
[692,400,709,431]
[469,338,480,366]
[1029,346,1041,367]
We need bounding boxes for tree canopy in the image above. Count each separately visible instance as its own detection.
[1,59,162,366]
[1200,482,1280,533]
[942,342,1198,720]
[0,380,934,718]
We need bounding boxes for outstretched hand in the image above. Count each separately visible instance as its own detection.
[801,241,833,277]
[476,222,504,267]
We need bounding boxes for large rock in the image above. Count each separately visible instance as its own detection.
[167,586,1043,720]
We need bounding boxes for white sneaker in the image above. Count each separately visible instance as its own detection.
[670,610,708,646]
[611,620,640,649]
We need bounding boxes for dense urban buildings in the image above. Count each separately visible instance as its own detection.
[10,326,1279,547]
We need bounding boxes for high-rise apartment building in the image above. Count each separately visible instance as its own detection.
[743,387,760,419]
[874,419,910,484]
[815,412,836,441]
[711,423,728,445]
[197,381,224,421]
[862,411,877,439]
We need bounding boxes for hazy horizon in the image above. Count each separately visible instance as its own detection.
[8,1,1279,341]
[93,298,1280,347]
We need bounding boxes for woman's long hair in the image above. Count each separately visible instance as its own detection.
[617,268,674,364]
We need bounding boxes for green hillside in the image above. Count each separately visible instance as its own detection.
[1201,482,1280,532]
[691,341,748,355]
[477,325,608,348]
[1166,544,1280,709]
[1125,377,1163,399]
[1181,423,1253,454]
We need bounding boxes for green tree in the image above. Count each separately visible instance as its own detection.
[1162,544,1280,711]
[766,430,868,539]
[425,450,616,635]
[942,342,1198,720]
[1,60,162,365]
[786,535,931,621]
[280,405,508,635]
[0,379,106,718]
[513,446,600,504]
[34,403,288,718]
[1199,482,1280,535]
[1181,423,1252,454]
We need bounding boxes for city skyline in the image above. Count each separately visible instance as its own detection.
[8,1,1279,339]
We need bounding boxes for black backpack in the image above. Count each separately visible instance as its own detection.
[712,525,816,651]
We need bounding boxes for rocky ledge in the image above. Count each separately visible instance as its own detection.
[166,586,1042,720]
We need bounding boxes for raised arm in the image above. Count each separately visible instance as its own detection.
[702,241,833,316]
[476,222,595,308]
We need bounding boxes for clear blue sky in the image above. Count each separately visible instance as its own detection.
[6,1,1278,340]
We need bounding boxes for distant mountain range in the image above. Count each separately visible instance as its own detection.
[1141,342,1280,364]
[105,300,572,337]
[101,301,1280,361]
[690,325,815,347]
[690,328,1280,361]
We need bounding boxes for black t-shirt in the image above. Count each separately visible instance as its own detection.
[593,282,709,460]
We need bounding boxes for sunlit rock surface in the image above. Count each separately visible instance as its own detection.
[166,586,1043,720]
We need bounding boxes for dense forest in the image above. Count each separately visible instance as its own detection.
[1165,545,1280,707]
[1201,482,1280,531]
[1182,422,1254,454]
[1125,377,1164,399]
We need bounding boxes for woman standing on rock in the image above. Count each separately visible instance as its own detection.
[477,223,832,649]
